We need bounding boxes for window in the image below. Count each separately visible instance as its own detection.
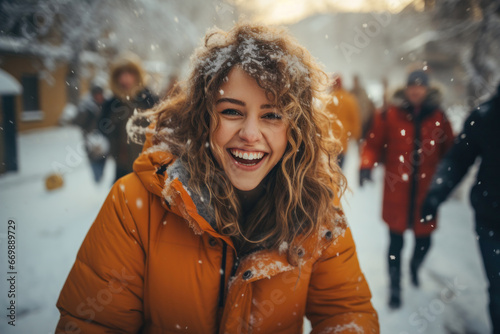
[21,74,43,121]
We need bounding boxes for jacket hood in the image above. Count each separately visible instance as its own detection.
[133,132,233,245]
[391,87,442,115]
[109,53,146,100]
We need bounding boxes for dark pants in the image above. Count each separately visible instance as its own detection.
[89,158,106,183]
[477,224,500,334]
[388,231,431,290]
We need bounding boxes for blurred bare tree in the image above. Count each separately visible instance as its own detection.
[0,0,237,104]
[430,0,500,104]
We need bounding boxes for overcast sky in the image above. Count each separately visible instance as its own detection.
[233,0,421,24]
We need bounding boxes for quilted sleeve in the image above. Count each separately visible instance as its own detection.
[306,228,379,334]
[55,175,147,333]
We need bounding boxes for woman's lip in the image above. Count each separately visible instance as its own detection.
[226,150,268,171]
[228,147,268,154]
[227,148,268,161]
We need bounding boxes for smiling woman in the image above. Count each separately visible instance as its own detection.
[211,67,288,191]
[55,22,379,333]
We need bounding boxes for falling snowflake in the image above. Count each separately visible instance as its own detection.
[333,96,339,106]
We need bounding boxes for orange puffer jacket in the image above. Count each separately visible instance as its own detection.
[325,89,361,153]
[55,140,379,333]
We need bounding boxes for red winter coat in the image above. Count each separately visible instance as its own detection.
[360,88,454,236]
[55,134,379,333]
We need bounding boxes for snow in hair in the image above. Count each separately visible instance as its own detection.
[192,25,311,85]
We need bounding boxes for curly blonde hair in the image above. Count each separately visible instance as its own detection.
[131,22,346,258]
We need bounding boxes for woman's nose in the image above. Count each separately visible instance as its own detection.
[239,117,262,143]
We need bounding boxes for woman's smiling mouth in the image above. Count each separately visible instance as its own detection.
[228,148,267,167]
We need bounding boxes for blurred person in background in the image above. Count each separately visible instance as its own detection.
[351,74,376,140]
[421,83,500,334]
[325,74,361,168]
[359,70,454,308]
[72,84,108,183]
[163,73,181,99]
[100,54,158,182]
[56,22,379,333]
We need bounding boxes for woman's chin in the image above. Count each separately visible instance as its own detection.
[231,182,261,192]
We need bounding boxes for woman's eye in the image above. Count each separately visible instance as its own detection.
[263,113,282,120]
[220,109,241,116]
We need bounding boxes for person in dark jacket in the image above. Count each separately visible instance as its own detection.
[360,70,454,308]
[351,74,375,140]
[421,83,500,334]
[99,54,158,182]
[73,84,108,183]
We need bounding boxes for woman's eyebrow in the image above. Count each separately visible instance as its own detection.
[261,104,276,109]
[215,98,245,106]
[216,98,276,110]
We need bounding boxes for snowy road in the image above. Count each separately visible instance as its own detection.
[0,126,491,333]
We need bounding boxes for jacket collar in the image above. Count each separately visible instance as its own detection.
[133,137,234,246]
[391,87,442,120]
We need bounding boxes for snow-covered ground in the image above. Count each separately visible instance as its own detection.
[0,127,491,333]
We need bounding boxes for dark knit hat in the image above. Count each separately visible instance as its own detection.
[407,70,429,87]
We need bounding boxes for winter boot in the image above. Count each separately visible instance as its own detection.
[388,266,402,309]
[410,259,420,287]
[389,286,401,309]
[410,236,431,288]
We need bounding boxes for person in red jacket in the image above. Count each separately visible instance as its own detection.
[359,70,454,308]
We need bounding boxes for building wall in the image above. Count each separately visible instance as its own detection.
[1,54,68,132]
[0,98,5,174]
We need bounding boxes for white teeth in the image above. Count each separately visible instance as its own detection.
[230,149,265,161]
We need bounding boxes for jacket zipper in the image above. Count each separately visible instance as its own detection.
[218,241,228,308]
[408,114,421,228]
[229,245,263,278]
[231,255,240,278]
